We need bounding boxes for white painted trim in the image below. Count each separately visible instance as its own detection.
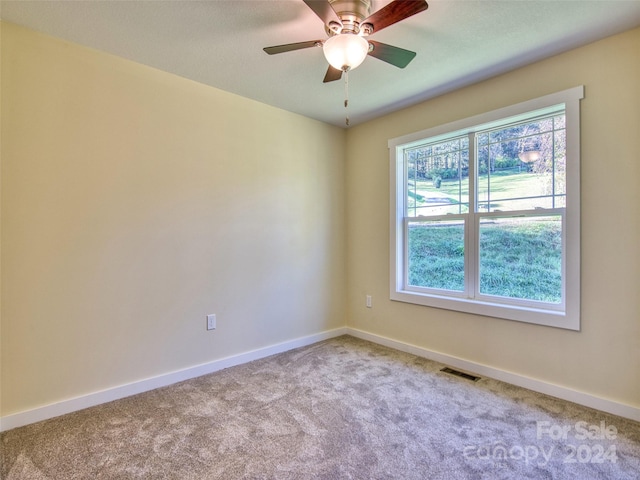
[5,325,637,432]
[0,327,348,432]
[347,327,640,423]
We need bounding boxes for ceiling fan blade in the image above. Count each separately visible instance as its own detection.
[303,0,342,29]
[361,0,428,34]
[367,41,416,68]
[323,65,343,83]
[263,40,323,55]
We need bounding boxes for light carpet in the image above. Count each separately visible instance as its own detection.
[2,336,639,479]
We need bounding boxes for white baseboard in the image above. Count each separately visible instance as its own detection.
[4,326,637,432]
[0,327,348,432]
[347,327,640,423]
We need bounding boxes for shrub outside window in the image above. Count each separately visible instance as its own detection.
[389,87,583,330]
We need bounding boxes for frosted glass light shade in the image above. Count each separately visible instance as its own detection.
[323,34,369,71]
[518,150,541,163]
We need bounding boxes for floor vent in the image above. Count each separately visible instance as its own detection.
[440,367,481,382]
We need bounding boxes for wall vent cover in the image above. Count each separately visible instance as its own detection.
[440,367,481,382]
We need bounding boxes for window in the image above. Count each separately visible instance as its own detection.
[390,87,583,330]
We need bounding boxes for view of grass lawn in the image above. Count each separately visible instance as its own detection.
[408,216,562,302]
[409,170,557,215]
[478,216,562,302]
[408,169,563,302]
[408,221,465,291]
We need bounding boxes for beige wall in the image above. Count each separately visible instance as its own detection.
[346,27,640,408]
[0,23,346,416]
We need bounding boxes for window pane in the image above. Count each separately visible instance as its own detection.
[479,216,562,303]
[477,115,566,212]
[393,88,582,328]
[554,127,567,201]
[408,220,464,291]
[405,137,469,217]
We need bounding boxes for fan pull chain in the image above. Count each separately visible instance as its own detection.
[344,69,350,127]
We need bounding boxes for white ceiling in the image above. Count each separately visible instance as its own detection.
[1,0,639,127]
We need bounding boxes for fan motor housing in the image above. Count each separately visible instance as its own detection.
[327,0,372,35]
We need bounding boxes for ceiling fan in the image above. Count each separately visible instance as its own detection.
[263,0,429,83]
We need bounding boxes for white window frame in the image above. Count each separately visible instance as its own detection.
[389,86,583,330]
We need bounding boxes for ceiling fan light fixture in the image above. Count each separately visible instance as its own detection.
[518,150,541,163]
[323,34,369,71]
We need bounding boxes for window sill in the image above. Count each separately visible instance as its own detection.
[390,289,579,331]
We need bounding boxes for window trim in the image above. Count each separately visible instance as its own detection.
[389,86,583,330]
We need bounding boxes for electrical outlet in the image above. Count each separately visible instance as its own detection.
[207,314,216,330]
[366,295,372,308]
